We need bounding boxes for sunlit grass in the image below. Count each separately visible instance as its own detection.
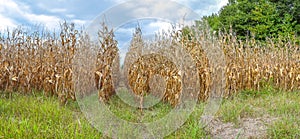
[1,87,299,138]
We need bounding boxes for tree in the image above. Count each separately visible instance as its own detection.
[269,0,300,35]
[204,0,300,41]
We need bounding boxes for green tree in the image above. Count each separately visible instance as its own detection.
[269,0,300,35]
[204,0,299,41]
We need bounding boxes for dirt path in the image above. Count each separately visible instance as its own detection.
[204,116,278,139]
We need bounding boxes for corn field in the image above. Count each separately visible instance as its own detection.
[0,22,299,106]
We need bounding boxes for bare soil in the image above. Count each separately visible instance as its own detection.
[204,116,278,139]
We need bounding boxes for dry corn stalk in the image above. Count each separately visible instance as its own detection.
[0,21,299,106]
[95,22,119,102]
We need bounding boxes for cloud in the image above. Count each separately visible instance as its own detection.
[0,14,17,30]
[195,0,228,16]
[172,0,229,16]
[146,21,175,34]
[71,19,87,26]
[217,0,229,11]
[24,14,61,29]
[87,0,199,35]
[0,0,60,29]
[109,0,228,17]
[113,0,229,20]
[0,0,26,16]
[0,0,228,31]
[0,0,24,29]
[66,14,75,18]
[48,8,67,13]
[0,0,92,30]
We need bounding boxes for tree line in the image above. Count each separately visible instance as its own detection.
[202,0,300,42]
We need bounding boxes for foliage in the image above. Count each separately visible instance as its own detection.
[203,0,300,41]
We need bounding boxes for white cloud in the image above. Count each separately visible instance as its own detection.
[88,0,199,31]
[109,0,228,17]
[172,0,228,16]
[0,0,26,16]
[0,0,61,29]
[0,0,228,31]
[127,0,197,21]
[49,8,67,13]
[116,27,135,34]
[71,19,88,26]
[66,14,75,18]
[106,0,126,3]
[217,0,228,10]
[147,21,174,33]
[0,14,17,30]
[172,0,195,8]
[24,14,61,29]
[0,0,91,30]
[0,0,24,29]
[195,0,228,16]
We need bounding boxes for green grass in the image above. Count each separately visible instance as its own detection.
[0,92,102,139]
[0,87,299,138]
[107,95,173,123]
[217,86,300,138]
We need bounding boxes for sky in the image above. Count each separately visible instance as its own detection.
[0,0,228,63]
[0,0,228,29]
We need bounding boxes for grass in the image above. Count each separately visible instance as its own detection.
[0,87,299,138]
[0,92,102,139]
[217,86,300,138]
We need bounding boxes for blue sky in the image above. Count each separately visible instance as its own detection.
[0,0,228,63]
[0,0,228,30]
